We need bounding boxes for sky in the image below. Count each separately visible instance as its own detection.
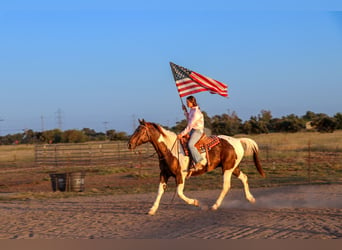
[0,1,342,135]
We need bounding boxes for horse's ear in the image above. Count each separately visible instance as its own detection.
[139,119,145,125]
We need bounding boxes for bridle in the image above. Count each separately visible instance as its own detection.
[129,123,157,159]
[139,124,152,141]
[136,123,178,162]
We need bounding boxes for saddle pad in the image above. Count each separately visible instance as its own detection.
[181,135,220,156]
[196,135,220,153]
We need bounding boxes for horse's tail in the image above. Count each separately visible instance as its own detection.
[239,138,266,178]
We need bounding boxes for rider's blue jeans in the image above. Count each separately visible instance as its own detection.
[188,129,203,163]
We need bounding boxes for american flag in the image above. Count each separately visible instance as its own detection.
[170,62,228,97]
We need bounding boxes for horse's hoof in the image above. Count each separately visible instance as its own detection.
[248,197,256,204]
[200,204,209,211]
[211,204,218,210]
[193,199,200,207]
[148,210,156,216]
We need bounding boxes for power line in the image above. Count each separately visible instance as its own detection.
[55,108,63,130]
[0,118,4,136]
[41,115,45,132]
[103,121,109,132]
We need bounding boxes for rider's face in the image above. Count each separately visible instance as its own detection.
[186,99,193,108]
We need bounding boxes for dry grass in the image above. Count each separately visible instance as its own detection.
[0,131,341,200]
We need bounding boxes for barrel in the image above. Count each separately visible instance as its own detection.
[49,173,67,192]
[68,172,86,192]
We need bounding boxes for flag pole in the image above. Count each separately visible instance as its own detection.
[170,62,188,117]
[179,94,188,117]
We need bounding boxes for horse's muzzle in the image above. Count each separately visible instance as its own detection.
[127,142,135,150]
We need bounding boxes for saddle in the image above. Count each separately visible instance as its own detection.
[180,133,220,160]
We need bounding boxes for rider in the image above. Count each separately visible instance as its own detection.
[177,96,206,172]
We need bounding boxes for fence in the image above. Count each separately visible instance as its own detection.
[0,136,340,186]
[35,141,157,167]
[241,141,342,185]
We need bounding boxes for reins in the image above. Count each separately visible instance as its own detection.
[132,123,179,204]
[139,124,179,162]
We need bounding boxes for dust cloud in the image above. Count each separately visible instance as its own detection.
[220,185,342,209]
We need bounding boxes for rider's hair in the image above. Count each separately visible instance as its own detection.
[186,96,198,107]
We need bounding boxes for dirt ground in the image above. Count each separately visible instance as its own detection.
[0,184,341,239]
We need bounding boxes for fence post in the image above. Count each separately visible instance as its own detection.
[265,145,269,162]
[54,145,58,167]
[307,140,311,184]
[117,142,120,162]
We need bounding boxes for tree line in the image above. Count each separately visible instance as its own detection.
[0,128,129,145]
[0,110,341,145]
[171,110,342,135]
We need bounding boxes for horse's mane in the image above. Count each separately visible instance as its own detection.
[147,122,167,137]
[146,122,178,154]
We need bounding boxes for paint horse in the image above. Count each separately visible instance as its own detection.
[128,119,266,215]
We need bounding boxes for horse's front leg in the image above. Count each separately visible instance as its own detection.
[177,183,199,207]
[148,181,167,215]
[176,171,199,207]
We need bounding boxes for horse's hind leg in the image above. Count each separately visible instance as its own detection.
[233,167,256,203]
[212,168,234,210]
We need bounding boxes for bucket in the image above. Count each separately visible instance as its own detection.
[68,172,86,192]
[49,173,67,192]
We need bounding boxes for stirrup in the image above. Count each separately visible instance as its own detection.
[190,163,204,172]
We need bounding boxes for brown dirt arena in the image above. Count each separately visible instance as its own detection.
[0,184,341,239]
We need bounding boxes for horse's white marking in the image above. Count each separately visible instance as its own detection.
[239,138,259,156]
[147,126,260,214]
[157,128,179,158]
[212,162,236,210]
[238,171,255,203]
[214,135,258,208]
[155,128,200,210]
[218,135,244,162]
[148,182,167,215]
[157,128,190,170]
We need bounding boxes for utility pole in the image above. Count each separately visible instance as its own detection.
[41,115,45,132]
[0,118,4,137]
[103,121,109,140]
[132,114,136,133]
[55,109,63,130]
[103,121,109,132]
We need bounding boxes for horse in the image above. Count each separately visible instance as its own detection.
[128,119,266,215]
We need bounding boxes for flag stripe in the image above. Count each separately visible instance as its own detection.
[177,85,206,93]
[190,72,227,96]
[170,62,228,98]
[179,88,208,97]
[176,81,207,97]
[192,72,227,90]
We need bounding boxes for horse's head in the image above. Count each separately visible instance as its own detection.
[128,119,152,150]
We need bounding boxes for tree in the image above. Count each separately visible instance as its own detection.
[211,111,242,135]
[273,114,304,132]
[241,111,270,134]
[62,129,87,143]
[202,111,212,131]
[106,130,129,140]
[82,128,97,140]
[334,112,342,130]
[312,116,337,133]
[302,111,317,121]
[42,129,62,143]
[242,116,265,134]
[171,119,187,133]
